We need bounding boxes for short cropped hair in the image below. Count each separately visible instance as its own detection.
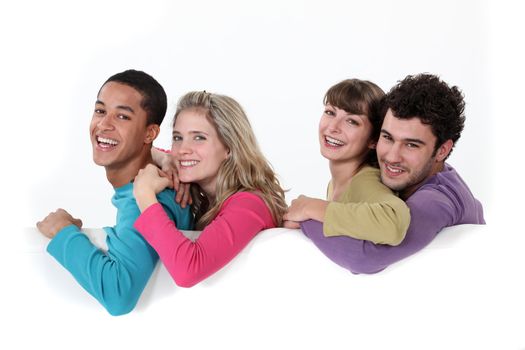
[102,69,167,126]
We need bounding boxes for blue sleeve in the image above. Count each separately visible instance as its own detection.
[156,189,193,230]
[47,205,159,316]
[301,187,457,274]
[46,189,192,316]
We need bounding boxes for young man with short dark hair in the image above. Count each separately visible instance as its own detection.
[37,70,192,315]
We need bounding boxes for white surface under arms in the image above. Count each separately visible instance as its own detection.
[5,224,523,350]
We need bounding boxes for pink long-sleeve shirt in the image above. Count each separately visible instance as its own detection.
[134,191,275,287]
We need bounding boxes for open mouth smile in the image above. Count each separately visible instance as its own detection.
[96,136,119,149]
[383,162,406,176]
[179,160,199,168]
[324,135,345,148]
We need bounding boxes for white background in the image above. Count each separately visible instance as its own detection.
[1,0,524,349]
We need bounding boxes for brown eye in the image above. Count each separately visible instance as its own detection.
[381,134,393,141]
[346,118,359,126]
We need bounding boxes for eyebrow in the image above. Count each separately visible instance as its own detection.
[172,130,210,136]
[381,129,426,145]
[352,114,367,122]
[95,100,135,114]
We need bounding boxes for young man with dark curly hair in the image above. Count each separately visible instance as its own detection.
[301,73,485,274]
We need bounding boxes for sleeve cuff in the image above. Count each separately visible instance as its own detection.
[322,203,337,237]
[46,224,82,255]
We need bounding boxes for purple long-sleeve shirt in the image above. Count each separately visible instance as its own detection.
[301,164,485,274]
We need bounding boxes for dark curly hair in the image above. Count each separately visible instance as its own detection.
[382,74,465,158]
[101,69,167,126]
[324,79,385,167]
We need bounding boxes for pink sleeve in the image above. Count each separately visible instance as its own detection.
[134,192,275,287]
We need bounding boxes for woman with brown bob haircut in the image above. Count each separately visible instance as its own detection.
[284,79,410,246]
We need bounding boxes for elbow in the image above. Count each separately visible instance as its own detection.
[104,299,137,316]
[172,272,202,288]
[175,278,199,288]
[375,213,410,246]
[101,290,140,316]
[347,262,386,275]
[337,251,387,275]
[380,230,405,246]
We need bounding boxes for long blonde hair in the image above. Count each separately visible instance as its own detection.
[174,91,287,229]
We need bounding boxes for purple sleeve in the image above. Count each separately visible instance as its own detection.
[301,187,457,274]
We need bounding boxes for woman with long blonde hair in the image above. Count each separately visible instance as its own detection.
[133,91,286,287]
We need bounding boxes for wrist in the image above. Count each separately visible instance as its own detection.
[136,191,158,212]
[308,199,328,222]
[49,220,75,238]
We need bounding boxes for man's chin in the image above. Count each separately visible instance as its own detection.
[92,156,110,167]
[380,176,405,193]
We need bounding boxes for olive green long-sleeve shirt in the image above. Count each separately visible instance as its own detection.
[323,166,410,246]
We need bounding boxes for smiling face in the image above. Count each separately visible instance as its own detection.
[377,109,452,199]
[89,81,157,174]
[318,104,375,165]
[171,108,229,197]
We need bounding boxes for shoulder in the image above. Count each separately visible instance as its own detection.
[411,165,470,208]
[112,183,141,221]
[219,191,274,225]
[156,188,193,229]
[221,191,267,210]
[351,166,383,188]
[407,167,464,223]
[354,165,380,179]
[348,166,397,199]
[156,188,176,206]
[409,164,484,224]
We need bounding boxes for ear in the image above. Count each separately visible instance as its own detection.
[144,124,160,144]
[435,139,454,162]
[368,140,377,150]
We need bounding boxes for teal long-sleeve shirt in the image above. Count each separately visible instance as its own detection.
[47,183,192,316]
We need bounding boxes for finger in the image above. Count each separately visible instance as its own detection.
[181,184,191,208]
[161,176,173,189]
[73,218,83,228]
[158,168,171,178]
[283,220,300,229]
[175,185,183,204]
[172,172,180,188]
[165,170,174,186]
[291,221,301,229]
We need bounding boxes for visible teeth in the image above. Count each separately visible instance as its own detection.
[180,160,198,167]
[325,136,345,146]
[97,136,119,145]
[386,164,403,173]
